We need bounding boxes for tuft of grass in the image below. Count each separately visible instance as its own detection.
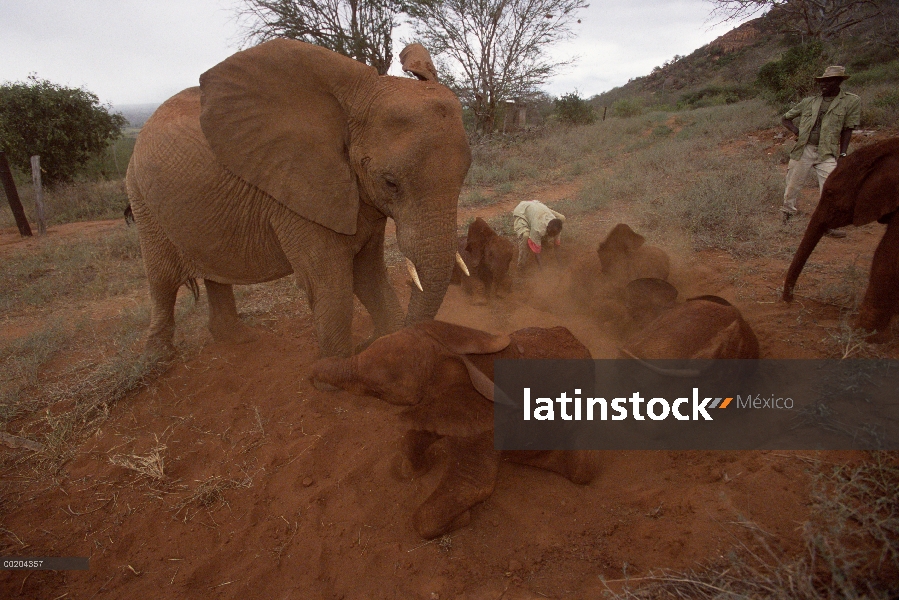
[813,261,868,310]
[110,441,167,481]
[172,472,254,522]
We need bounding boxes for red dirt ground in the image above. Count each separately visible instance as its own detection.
[1,159,897,598]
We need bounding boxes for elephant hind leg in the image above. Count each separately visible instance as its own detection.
[204,280,259,344]
[131,197,191,359]
[856,214,899,342]
[413,432,498,539]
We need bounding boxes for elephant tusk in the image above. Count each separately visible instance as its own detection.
[456,252,471,277]
[406,257,423,292]
[619,348,702,378]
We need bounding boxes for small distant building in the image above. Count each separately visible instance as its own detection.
[502,98,528,133]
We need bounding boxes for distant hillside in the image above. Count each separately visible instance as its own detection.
[590,6,899,127]
[114,103,160,128]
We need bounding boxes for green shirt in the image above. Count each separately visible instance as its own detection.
[783,90,861,161]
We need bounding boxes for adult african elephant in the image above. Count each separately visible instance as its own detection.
[126,40,471,357]
[782,138,899,342]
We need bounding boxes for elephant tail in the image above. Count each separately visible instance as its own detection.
[184,278,199,302]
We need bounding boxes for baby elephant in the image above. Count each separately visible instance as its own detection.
[311,320,598,539]
[622,295,759,360]
[452,217,515,298]
[597,223,670,283]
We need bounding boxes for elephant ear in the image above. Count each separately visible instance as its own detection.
[199,39,376,235]
[603,223,645,253]
[400,43,439,82]
[416,320,511,354]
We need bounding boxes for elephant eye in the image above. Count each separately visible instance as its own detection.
[384,176,399,194]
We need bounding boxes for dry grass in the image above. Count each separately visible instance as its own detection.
[171,472,254,522]
[605,453,899,599]
[0,226,144,313]
[110,441,167,481]
[0,179,129,228]
[462,99,786,256]
[0,226,208,475]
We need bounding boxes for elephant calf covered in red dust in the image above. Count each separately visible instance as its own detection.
[622,294,760,360]
[451,217,515,299]
[597,223,671,283]
[311,320,599,539]
[783,138,899,342]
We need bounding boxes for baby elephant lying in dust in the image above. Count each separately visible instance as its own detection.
[597,223,670,283]
[452,217,515,299]
[311,320,599,539]
[621,288,759,360]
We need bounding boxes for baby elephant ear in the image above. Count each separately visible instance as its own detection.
[417,321,511,354]
[200,39,376,235]
[610,223,645,252]
[400,43,439,82]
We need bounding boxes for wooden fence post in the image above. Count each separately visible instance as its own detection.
[602,106,607,121]
[0,151,32,237]
[30,155,46,235]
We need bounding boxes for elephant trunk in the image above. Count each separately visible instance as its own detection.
[396,205,457,326]
[783,216,830,302]
[310,355,357,391]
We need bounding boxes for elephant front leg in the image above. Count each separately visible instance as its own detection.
[274,223,356,358]
[413,431,499,539]
[204,280,259,345]
[352,220,404,342]
[857,214,899,342]
[301,264,356,358]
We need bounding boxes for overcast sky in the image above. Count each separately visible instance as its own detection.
[0,0,751,108]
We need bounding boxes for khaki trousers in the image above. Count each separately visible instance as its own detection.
[782,144,837,215]
[517,233,530,267]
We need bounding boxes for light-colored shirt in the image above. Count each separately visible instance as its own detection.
[512,200,566,248]
[783,90,860,161]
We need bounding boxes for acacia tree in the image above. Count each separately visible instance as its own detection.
[236,0,404,74]
[407,0,588,134]
[708,0,885,40]
[0,76,126,185]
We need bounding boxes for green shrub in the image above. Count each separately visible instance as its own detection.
[0,76,127,185]
[678,85,753,109]
[611,98,643,118]
[757,41,829,104]
[553,91,596,125]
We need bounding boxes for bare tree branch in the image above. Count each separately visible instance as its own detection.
[707,0,885,40]
[408,0,588,133]
[234,0,402,74]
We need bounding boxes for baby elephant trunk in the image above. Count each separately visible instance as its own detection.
[310,356,356,391]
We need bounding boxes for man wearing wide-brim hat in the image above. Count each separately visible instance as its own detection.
[780,65,861,237]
